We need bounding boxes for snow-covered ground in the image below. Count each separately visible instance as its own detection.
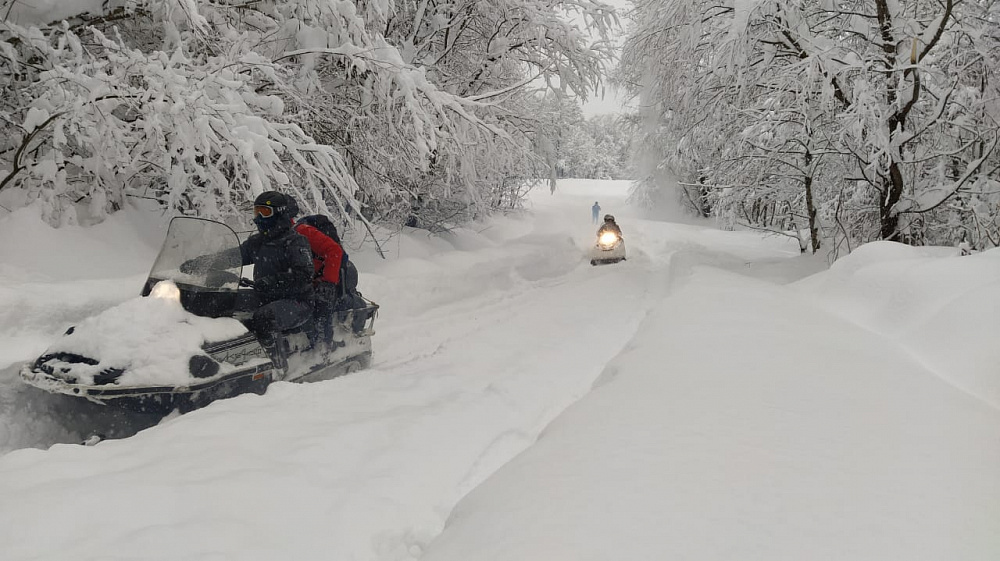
[1,179,997,560]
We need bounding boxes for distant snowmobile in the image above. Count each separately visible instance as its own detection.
[20,217,378,416]
[589,220,627,266]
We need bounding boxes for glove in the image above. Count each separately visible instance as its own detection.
[314,282,339,302]
[253,276,276,292]
[180,256,207,274]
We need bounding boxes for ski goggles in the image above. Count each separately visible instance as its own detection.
[253,205,275,218]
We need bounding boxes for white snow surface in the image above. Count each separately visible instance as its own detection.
[795,241,1000,409]
[1,179,997,560]
[423,268,999,561]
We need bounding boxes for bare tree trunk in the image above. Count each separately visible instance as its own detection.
[874,0,905,242]
[803,149,820,253]
[879,161,905,241]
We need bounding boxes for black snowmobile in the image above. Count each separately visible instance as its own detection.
[20,217,378,416]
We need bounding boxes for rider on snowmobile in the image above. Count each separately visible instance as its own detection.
[181,191,315,363]
[288,203,345,303]
[597,214,623,238]
[282,196,353,340]
[241,191,318,362]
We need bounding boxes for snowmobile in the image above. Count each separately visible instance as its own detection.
[20,217,378,416]
[589,229,627,266]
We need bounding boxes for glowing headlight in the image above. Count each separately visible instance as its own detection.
[150,280,181,301]
[599,231,619,245]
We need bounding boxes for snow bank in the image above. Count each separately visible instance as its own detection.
[796,241,1000,407]
[37,281,248,386]
[421,266,1000,561]
[0,204,164,282]
[0,205,165,371]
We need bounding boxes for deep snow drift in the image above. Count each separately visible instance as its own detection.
[421,251,1000,561]
[1,179,997,560]
[796,242,1000,409]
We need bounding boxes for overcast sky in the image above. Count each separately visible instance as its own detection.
[581,85,631,117]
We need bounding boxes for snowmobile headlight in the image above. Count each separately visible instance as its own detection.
[150,280,181,301]
[599,231,619,246]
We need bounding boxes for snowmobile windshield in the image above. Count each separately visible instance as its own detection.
[147,217,244,293]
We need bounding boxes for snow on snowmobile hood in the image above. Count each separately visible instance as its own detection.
[39,281,249,387]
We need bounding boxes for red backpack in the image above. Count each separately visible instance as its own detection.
[297,214,358,296]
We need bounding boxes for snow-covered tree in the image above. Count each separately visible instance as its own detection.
[532,94,630,181]
[619,0,1000,251]
[1,0,618,234]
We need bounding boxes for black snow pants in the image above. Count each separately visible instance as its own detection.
[251,298,313,368]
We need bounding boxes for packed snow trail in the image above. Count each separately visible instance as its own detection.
[0,180,814,560]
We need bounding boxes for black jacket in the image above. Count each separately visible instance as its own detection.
[240,228,315,304]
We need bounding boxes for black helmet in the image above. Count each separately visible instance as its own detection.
[253,191,295,235]
[253,191,296,218]
[285,194,300,218]
[604,214,615,222]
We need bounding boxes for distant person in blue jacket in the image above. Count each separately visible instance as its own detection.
[592,201,601,224]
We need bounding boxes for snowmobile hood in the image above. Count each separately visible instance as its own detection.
[24,289,251,390]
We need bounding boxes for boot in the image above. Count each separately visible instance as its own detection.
[259,332,288,374]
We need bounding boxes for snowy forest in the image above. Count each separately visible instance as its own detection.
[2,4,999,557]
[2,0,999,252]
[0,0,621,234]
[621,0,1000,253]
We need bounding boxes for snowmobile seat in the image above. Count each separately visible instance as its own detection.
[333,291,369,333]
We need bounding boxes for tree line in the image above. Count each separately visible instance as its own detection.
[619,0,1000,253]
[0,0,617,235]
